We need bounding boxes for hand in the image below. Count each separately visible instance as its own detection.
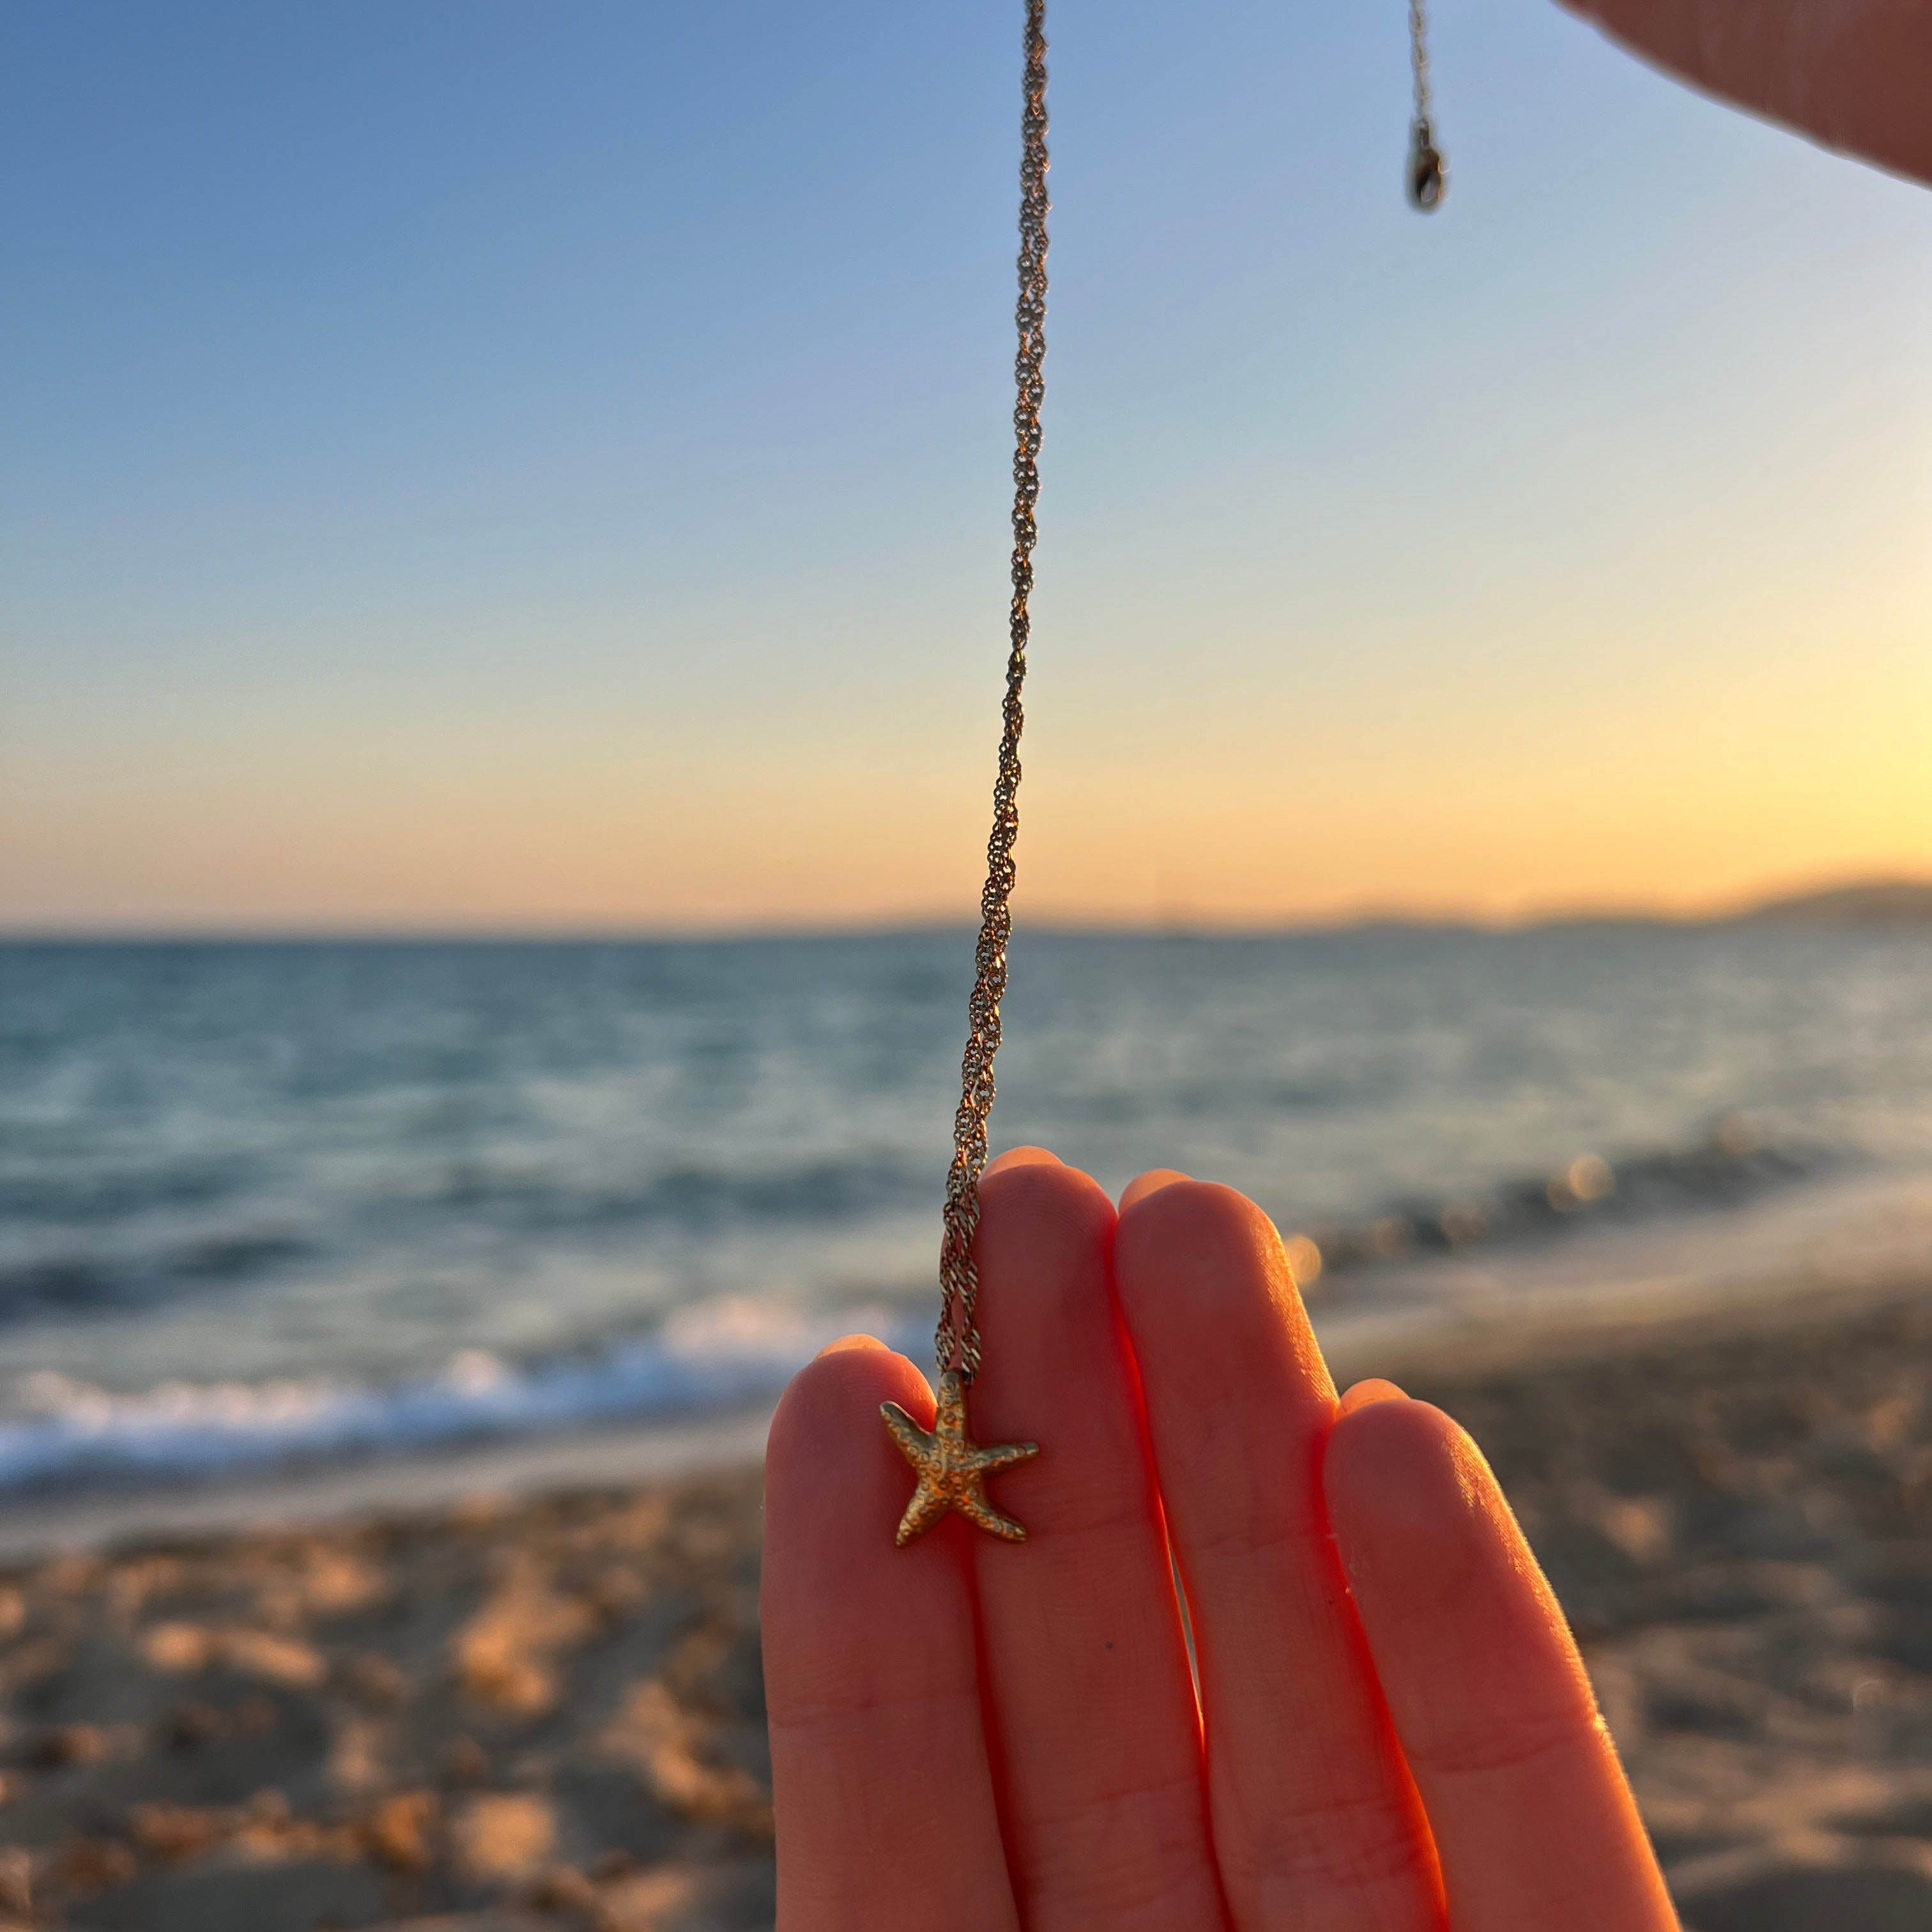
[1560,0,1931,185]
[761,1149,1679,1931]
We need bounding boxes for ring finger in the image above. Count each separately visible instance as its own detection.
[1113,1176,1445,1931]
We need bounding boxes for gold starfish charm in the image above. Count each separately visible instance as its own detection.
[881,1371,1040,1547]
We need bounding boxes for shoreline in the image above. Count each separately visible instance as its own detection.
[4,1165,1928,1566]
[0,1407,778,1568]
[0,1262,1930,1925]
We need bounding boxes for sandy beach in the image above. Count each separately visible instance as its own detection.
[3,1280,1932,1931]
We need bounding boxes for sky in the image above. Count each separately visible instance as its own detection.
[4,0,1928,933]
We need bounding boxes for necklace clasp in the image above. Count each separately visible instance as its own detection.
[1407,119,1446,210]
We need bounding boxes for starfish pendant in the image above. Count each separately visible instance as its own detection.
[881,1370,1040,1547]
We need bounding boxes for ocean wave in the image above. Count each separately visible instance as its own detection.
[0,1298,927,1494]
[1296,1115,1842,1280]
[0,1156,261,1223]
[0,1124,1846,1332]
[0,1153,935,1326]
[404,1153,933,1233]
[0,1232,313,1319]
[0,1120,1878,1494]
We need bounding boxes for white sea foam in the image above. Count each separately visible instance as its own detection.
[7,1164,1932,1498]
[7,930,1932,1498]
[0,1297,927,1491]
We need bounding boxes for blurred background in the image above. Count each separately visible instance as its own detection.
[3,3,1929,1928]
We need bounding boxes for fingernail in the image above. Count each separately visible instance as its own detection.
[984,1145,1062,1176]
[1118,1169,1191,1209]
[1337,1377,1409,1416]
[815,1333,885,1360]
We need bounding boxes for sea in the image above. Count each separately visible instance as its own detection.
[4,924,1931,1499]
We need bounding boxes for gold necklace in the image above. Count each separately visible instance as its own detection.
[881,0,1446,1546]
[1408,0,1447,209]
[881,0,1050,1549]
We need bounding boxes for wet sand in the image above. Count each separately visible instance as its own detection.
[3,1286,1932,1929]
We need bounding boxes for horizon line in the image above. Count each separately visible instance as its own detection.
[5,876,1928,948]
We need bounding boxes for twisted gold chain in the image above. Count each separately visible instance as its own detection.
[936,0,1049,1386]
[930,0,1430,1383]
[1407,0,1446,208]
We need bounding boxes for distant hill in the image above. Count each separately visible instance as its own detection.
[1736,880,1932,926]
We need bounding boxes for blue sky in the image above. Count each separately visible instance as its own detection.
[4,0,1927,929]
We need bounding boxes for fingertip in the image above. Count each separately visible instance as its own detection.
[984,1144,1062,1175]
[1337,1376,1409,1416]
[769,1340,931,1469]
[967,1156,1117,1462]
[1117,1172,1282,1245]
[1115,1177,1302,1321]
[977,1147,1115,1236]
[1112,1177,1335,1429]
[1322,1395,1589,1721]
[1118,1167,1190,1210]
[1322,1397,1521,1605]
[815,1331,887,1360]
[1324,1395,1473,1506]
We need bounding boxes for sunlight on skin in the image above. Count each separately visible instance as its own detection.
[1119,1167,1191,1211]
[1338,1377,1409,1416]
[812,1333,887,1360]
[767,1158,1679,1929]
[984,1145,1062,1174]
[1324,1394,1678,1927]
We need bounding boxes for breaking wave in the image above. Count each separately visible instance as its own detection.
[0,1298,926,1494]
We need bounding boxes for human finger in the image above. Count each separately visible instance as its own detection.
[1324,1397,1677,1931]
[1338,1376,1409,1416]
[1559,0,1932,184]
[986,1144,1062,1174]
[965,1158,1229,1932]
[763,1338,1020,1932]
[1119,1167,1190,1210]
[1114,1181,1444,1931]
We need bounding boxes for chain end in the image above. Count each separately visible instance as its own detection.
[1407,119,1446,211]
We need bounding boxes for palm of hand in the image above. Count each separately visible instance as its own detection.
[762,1151,1680,1930]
